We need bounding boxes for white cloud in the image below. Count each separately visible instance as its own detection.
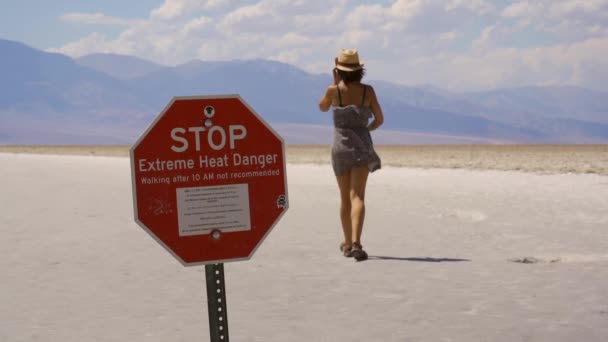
[345,4,388,30]
[218,3,278,33]
[61,13,136,26]
[502,0,608,19]
[181,16,214,35]
[445,0,496,14]
[374,37,608,91]
[47,32,134,57]
[471,23,519,51]
[270,46,314,65]
[502,0,608,41]
[49,0,608,91]
[151,0,237,20]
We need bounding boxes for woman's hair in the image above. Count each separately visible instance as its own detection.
[337,68,365,84]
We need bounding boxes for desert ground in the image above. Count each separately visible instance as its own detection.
[1,144,608,175]
[1,146,608,341]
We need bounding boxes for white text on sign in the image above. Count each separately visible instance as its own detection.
[138,153,278,172]
[171,125,247,152]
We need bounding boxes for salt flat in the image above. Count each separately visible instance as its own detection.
[2,144,607,175]
[1,153,608,342]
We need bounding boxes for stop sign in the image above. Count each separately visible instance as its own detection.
[130,95,288,266]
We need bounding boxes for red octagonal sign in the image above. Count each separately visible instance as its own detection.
[130,95,288,266]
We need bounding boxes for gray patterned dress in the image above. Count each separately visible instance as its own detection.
[331,86,381,176]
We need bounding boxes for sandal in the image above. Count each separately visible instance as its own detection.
[351,242,368,261]
[340,242,353,258]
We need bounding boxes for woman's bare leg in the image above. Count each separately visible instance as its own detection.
[349,167,369,244]
[336,171,352,246]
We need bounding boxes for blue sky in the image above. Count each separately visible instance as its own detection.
[0,1,159,48]
[1,0,607,91]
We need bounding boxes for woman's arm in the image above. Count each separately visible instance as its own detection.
[368,86,384,131]
[319,85,336,112]
[319,68,341,112]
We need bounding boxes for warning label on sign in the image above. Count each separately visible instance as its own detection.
[177,184,251,236]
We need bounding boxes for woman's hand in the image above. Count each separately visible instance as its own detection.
[333,67,340,85]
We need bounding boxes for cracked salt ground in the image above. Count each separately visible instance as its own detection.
[510,254,608,264]
[432,209,488,222]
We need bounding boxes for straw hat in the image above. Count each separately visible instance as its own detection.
[335,49,364,71]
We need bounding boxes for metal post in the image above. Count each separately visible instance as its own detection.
[205,263,229,342]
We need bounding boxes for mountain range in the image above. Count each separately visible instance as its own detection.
[1,38,607,145]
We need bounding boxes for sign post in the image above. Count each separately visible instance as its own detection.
[130,95,288,340]
[205,263,229,342]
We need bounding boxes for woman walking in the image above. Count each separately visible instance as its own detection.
[318,49,384,261]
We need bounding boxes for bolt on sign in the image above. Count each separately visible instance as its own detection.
[130,95,289,266]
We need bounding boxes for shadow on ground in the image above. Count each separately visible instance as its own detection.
[367,256,471,262]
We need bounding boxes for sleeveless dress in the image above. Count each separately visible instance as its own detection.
[331,85,381,176]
